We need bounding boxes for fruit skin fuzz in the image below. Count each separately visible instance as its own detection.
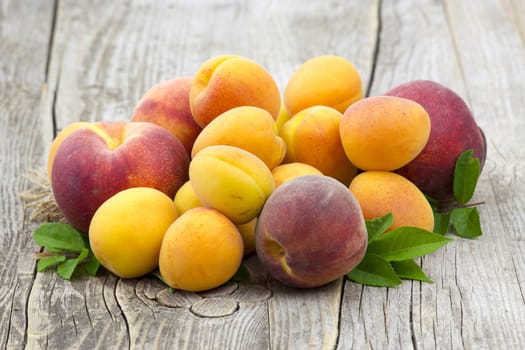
[255,175,367,289]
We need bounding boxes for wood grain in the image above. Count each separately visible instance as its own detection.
[0,1,55,349]
[2,0,525,348]
[338,0,525,349]
[446,0,525,348]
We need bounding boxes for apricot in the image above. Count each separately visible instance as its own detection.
[89,187,178,278]
[255,175,367,288]
[173,181,201,215]
[340,96,431,171]
[284,55,363,115]
[190,54,281,127]
[159,207,243,292]
[349,171,434,232]
[191,106,286,169]
[189,145,275,224]
[385,80,487,208]
[275,101,292,131]
[271,162,323,188]
[280,105,357,185]
[236,217,257,256]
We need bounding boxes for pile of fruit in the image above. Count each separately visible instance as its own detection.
[34,54,487,291]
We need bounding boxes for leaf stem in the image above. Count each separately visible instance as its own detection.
[437,201,485,213]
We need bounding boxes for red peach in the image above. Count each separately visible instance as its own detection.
[131,76,202,155]
[255,175,367,288]
[50,121,189,233]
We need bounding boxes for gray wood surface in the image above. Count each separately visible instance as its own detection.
[1,0,524,349]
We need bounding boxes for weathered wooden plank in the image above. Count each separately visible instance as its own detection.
[266,279,343,349]
[501,0,525,44]
[337,0,525,349]
[444,0,525,348]
[15,0,525,348]
[116,271,271,349]
[0,0,56,349]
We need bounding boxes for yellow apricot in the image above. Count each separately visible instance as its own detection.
[159,207,244,292]
[236,217,257,256]
[271,162,323,188]
[284,55,363,115]
[89,187,178,278]
[349,171,434,232]
[173,181,201,215]
[275,101,292,131]
[191,106,286,169]
[190,54,281,127]
[189,145,275,224]
[280,105,357,185]
[340,96,431,171]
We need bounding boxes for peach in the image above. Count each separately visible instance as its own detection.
[131,76,202,155]
[255,175,367,288]
[349,171,434,232]
[159,207,244,292]
[384,80,487,208]
[47,122,120,183]
[89,187,178,278]
[271,162,323,188]
[190,54,281,127]
[284,55,363,115]
[50,121,189,233]
[173,181,201,215]
[189,145,275,224]
[191,106,286,169]
[340,96,431,171]
[280,105,357,185]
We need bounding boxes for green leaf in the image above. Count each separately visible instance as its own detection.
[56,259,78,280]
[37,255,66,272]
[229,263,250,284]
[365,213,394,242]
[346,254,401,287]
[450,207,482,238]
[83,256,102,276]
[56,247,89,280]
[33,222,86,253]
[453,149,481,204]
[391,260,432,283]
[151,270,166,284]
[367,227,453,261]
[433,211,451,235]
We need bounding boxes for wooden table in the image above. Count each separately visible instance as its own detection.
[2,0,524,349]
